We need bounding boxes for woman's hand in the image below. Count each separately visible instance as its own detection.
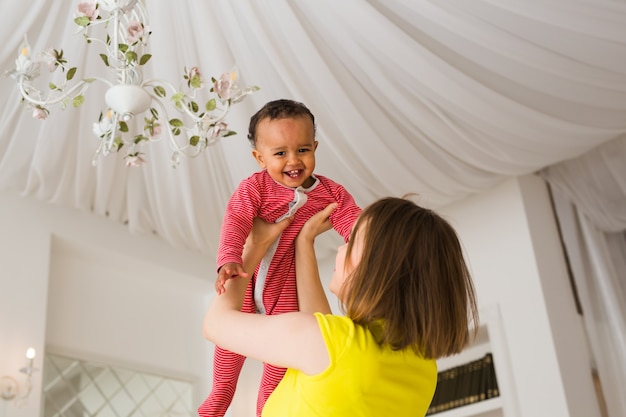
[215,216,293,295]
[298,203,338,243]
[245,215,293,254]
[215,262,248,295]
[295,203,338,315]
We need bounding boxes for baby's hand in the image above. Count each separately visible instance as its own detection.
[215,262,248,295]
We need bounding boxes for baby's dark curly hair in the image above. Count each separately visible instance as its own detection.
[247,99,316,147]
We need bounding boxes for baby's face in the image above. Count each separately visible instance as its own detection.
[252,115,318,189]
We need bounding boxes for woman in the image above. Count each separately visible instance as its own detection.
[203,196,479,416]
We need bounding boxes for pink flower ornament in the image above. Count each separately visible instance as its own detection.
[125,153,146,167]
[188,67,201,80]
[41,48,60,72]
[76,2,99,21]
[213,72,234,100]
[209,122,228,138]
[32,106,49,120]
[187,66,202,88]
[148,121,162,138]
[126,21,145,43]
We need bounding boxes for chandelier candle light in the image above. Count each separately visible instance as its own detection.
[5,0,258,167]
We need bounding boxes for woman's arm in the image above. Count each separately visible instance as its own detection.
[209,215,291,312]
[203,207,336,375]
[295,203,336,314]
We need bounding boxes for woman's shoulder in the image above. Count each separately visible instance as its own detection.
[313,313,358,342]
[313,312,353,328]
[313,314,383,342]
[312,313,355,362]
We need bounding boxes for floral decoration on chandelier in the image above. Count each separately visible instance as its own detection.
[5,0,259,167]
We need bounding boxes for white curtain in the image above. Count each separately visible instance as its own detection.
[541,135,626,417]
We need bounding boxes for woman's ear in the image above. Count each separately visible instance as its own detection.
[252,149,265,168]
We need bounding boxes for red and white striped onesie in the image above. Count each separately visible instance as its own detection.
[198,170,361,417]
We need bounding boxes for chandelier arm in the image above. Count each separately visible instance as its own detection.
[142,78,187,118]
[81,36,109,50]
[79,13,115,30]
[76,12,117,61]
[111,9,126,83]
[142,79,229,156]
[144,90,189,155]
[208,101,231,124]
[206,136,223,147]
[142,78,233,124]
[133,1,149,25]
[142,78,178,94]
[183,129,206,158]
[129,90,168,146]
[17,76,113,108]
[92,140,106,165]
[103,112,120,156]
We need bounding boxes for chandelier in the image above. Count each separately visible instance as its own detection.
[5,0,258,167]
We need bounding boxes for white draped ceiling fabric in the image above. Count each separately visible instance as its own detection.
[1,0,624,255]
[0,0,625,411]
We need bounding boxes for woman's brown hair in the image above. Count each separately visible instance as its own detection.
[341,196,479,359]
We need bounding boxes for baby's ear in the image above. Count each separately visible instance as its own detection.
[252,149,265,168]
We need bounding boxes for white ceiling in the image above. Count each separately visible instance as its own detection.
[1,0,625,256]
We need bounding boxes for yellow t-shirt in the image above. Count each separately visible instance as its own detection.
[262,312,437,417]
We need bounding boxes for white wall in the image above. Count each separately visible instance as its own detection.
[46,236,209,387]
[0,191,214,417]
[0,174,602,417]
[439,175,600,417]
